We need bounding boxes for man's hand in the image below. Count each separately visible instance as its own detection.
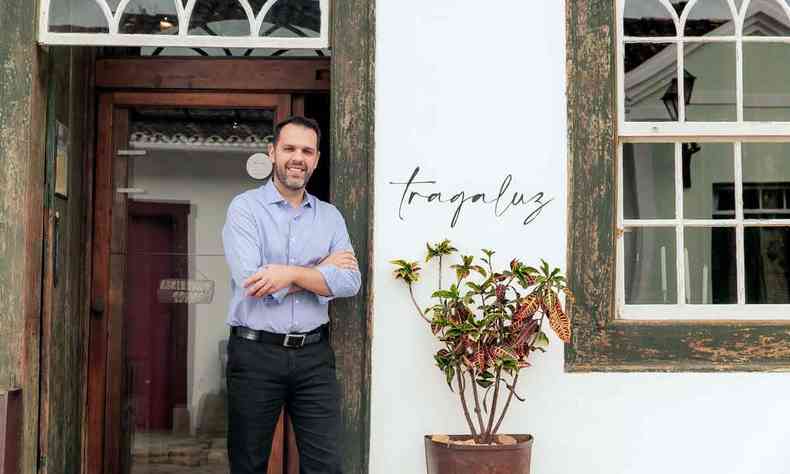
[319,251,359,271]
[244,265,295,298]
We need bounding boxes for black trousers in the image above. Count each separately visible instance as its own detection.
[226,333,342,474]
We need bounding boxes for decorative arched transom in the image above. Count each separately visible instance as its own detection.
[39,0,328,49]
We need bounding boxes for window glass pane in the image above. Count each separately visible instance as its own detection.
[121,106,278,472]
[685,227,737,304]
[119,0,179,35]
[743,0,790,36]
[623,143,676,219]
[745,227,790,303]
[189,0,251,36]
[684,143,734,218]
[624,227,678,304]
[684,43,737,121]
[623,0,676,37]
[683,0,735,36]
[260,0,321,38]
[742,143,790,218]
[743,43,790,122]
[624,44,678,122]
[48,0,110,33]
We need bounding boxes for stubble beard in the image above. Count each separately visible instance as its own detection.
[274,159,313,192]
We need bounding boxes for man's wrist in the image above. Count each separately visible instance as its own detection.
[288,265,311,286]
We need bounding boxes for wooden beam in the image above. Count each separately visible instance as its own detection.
[0,1,48,473]
[329,0,375,472]
[96,58,331,92]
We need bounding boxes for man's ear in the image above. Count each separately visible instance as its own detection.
[267,143,275,161]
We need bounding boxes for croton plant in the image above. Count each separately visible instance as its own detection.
[391,240,572,444]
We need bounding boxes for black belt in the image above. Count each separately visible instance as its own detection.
[231,325,327,348]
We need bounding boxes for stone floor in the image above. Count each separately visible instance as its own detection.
[131,432,228,474]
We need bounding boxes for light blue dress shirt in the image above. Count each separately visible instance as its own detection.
[222,180,361,333]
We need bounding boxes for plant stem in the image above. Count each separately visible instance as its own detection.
[408,284,432,324]
[491,372,519,436]
[439,255,443,290]
[470,370,486,438]
[484,366,503,443]
[456,368,478,439]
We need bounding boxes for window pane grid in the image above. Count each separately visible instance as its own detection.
[618,0,790,316]
[619,141,790,311]
[619,0,790,133]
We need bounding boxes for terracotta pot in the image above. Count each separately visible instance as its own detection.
[424,434,533,474]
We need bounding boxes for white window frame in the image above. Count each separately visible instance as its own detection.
[617,0,790,320]
[38,0,329,49]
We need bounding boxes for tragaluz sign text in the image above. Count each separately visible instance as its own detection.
[389,167,553,228]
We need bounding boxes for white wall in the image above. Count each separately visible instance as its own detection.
[371,1,790,473]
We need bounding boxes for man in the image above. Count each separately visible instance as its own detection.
[222,116,361,474]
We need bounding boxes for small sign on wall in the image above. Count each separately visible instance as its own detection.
[246,153,272,181]
[55,121,69,199]
[158,279,215,304]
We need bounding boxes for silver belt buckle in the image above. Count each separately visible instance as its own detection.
[283,334,306,348]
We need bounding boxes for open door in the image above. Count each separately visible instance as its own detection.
[87,91,327,474]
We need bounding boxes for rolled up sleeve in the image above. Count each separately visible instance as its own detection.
[267,286,290,304]
[315,210,362,305]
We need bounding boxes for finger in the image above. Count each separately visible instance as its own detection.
[247,277,269,296]
[339,262,360,271]
[254,282,274,298]
[243,273,261,288]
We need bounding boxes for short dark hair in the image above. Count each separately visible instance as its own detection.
[272,116,322,148]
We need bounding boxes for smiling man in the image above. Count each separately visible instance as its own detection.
[222,116,361,474]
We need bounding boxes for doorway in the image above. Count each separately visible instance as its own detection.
[88,88,331,474]
[125,201,190,433]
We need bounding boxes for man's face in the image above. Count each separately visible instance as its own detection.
[268,124,320,192]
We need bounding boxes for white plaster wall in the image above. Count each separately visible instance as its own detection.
[131,148,259,432]
[371,1,790,473]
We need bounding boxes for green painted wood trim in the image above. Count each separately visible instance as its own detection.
[564,0,790,372]
[329,0,375,472]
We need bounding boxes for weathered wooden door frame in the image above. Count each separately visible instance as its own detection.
[86,7,376,467]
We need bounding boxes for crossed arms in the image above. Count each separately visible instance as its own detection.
[222,197,362,304]
[243,252,358,299]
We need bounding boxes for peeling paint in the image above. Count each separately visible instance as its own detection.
[565,0,790,372]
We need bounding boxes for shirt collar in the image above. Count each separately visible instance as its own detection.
[261,179,314,208]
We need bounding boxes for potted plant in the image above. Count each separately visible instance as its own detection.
[391,240,571,474]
